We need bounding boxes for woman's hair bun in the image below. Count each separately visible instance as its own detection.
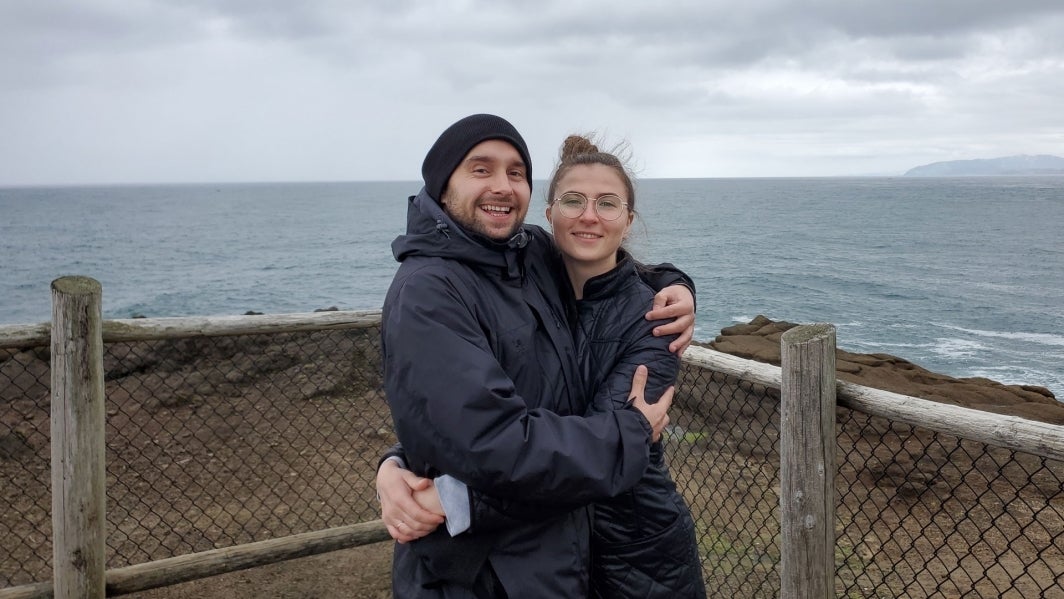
[560,135,600,161]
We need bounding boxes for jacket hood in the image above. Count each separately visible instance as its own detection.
[391,187,530,279]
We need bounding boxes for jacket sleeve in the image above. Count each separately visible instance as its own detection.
[635,261,696,309]
[463,298,682,534]
[588,306,680,416]
[383,265,652,503]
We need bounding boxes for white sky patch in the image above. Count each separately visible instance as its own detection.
[1,1,1063,184]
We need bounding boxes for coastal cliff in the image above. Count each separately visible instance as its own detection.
[904,154,1064,176]
[707,315,1064,425]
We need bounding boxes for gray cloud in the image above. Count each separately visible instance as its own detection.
[1,0,1063,184]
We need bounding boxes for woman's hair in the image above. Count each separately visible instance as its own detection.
[546,134,637,215]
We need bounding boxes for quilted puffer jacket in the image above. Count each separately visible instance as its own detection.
[574,252,707,599]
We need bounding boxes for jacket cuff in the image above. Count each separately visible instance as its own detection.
[622,401,654,440]
[377,443,406,473]
[435,475,472,536]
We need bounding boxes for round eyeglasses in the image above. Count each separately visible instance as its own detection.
[552,191,629,221]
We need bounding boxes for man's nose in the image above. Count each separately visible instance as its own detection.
[489,171,515,195]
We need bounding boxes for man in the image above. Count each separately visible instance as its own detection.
[380,114,695,598]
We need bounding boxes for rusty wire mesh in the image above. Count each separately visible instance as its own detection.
[670,364,783,598]
[668,362,1064,599]
[834,409,1064,598]
[3,327,1063,598]
[1,325,394,587]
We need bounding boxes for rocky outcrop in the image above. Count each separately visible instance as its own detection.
[707,315,1064,425]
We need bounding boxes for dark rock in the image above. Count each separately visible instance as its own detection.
[707,315,1063,425]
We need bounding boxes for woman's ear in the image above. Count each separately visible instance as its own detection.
[544,205,553,226]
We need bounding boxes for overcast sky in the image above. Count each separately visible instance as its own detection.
[2,1,1063,185]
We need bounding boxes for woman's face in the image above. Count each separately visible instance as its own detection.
[545,163,634,275]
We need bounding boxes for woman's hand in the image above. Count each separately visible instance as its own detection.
[647,284,695,355]
[377,459,445,543]
[627,365,673,442]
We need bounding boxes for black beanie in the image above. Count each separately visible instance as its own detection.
[421,114,532,202]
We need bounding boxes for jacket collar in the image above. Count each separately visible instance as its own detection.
[580,249,637,301]
[391,187,529,280]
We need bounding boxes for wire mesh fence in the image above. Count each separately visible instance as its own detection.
[833,410,1064,598]
[1,325,393,588]
[669,362,1064,599]
[668,365,783,598]
[2,324,1063,597]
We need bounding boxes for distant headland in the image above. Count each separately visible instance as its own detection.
[904,154,1064,177]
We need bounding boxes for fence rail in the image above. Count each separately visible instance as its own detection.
[2,278,1062,597]
[0,310,383,349]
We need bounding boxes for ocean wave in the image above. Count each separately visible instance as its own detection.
[930,337,988,360]
[964,365,1062,393]
[857,340,934,350]
[932,323,1064,347]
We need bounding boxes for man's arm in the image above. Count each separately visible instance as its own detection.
[384,267,655,503]
[647,284,695,354]
[461,304,679,536]
[637,261,696,354]
[379,366,672,541]
[459,364,671,535]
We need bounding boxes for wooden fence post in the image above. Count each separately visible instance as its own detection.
[51,276,106,599]
[779,324,836,599]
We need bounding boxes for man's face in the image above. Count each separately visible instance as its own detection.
[440,139,530,241]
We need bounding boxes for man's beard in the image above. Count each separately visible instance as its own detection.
[441,192,524,241]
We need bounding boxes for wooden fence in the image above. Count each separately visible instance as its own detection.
[2,275,1062,598]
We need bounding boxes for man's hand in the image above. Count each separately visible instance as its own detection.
[627,365,673,442]
[377,459,445,543]
[647,284,695,355]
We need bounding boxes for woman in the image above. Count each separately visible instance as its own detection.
[377,135,705,598]
[545,134,705,598]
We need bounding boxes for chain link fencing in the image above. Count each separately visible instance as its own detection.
[2,324,392,588]
[2,323,1063,597]
[670,362,1064,598]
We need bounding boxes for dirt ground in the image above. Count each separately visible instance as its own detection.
[127,543,395,599]
[2,328,1062,598]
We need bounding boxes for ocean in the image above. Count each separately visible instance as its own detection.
[1,178,1062,398]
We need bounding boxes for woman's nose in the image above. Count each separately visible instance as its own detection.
[578,201,599,222]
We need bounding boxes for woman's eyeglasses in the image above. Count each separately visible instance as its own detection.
[552,191,629,221]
